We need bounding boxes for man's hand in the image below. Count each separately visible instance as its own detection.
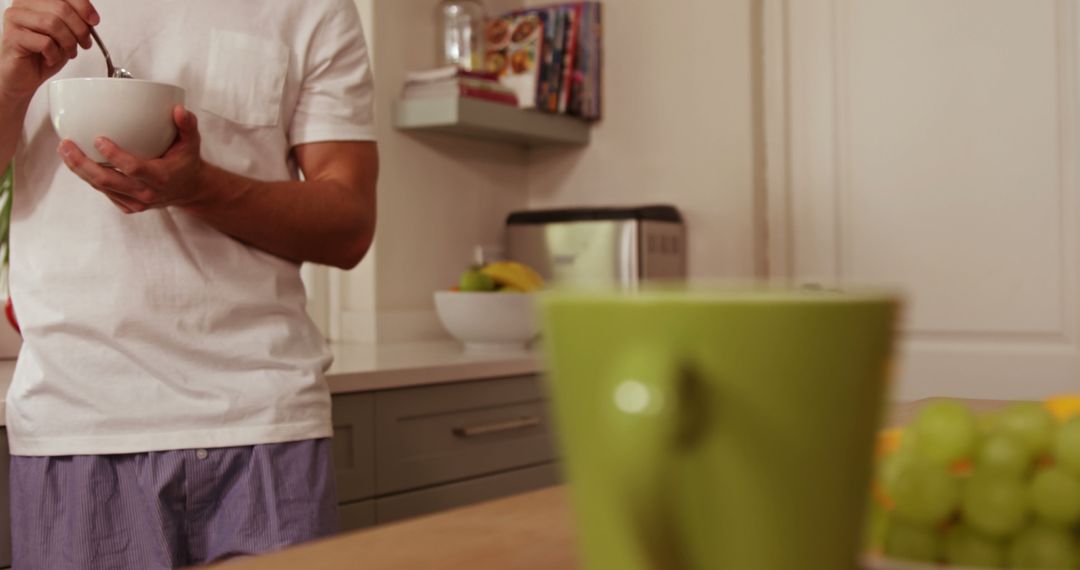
[0,0,98,102]
[58,105,208,214]
[60,103,376,268]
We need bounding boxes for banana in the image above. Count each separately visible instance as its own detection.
[480,261,545,292]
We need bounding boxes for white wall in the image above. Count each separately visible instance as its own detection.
[321,0,763,343]
[524,0,763,279]
[319,0,532,343]
[361,0,533,341]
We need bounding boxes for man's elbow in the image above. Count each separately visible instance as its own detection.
[323,165,377,270]
[330,218,375,270]
[332,238,372,270]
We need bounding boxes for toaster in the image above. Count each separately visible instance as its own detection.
[505,205,686,288]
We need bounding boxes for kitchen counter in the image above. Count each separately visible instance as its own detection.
[0,341,542,426]
[209,486,578,570]
[324,340,541,393]
[203,399,1014,570]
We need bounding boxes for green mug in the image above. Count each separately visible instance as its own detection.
[540,289,899,570]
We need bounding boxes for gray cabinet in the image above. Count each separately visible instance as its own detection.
[331,393,376,503]
[327,374,559,533]
[338,500,376,533]
[375,462,560,524]
[374,376,557,495]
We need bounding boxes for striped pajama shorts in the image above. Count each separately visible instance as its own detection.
[9,438,339,569]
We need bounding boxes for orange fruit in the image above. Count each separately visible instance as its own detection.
[1046,395,1080,422]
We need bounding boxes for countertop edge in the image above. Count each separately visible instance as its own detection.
[0,342,544,427]
[327,359,544,394]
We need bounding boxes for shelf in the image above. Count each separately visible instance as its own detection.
[393,97,591,147]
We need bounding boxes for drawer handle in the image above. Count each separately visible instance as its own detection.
[452,416,542,438]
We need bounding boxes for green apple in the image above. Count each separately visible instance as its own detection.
[459,267,496,292]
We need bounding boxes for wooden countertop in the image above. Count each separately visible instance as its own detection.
[206,399,1014,570]
[207,487,577,570]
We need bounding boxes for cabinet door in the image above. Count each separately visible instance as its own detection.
[375,463,561,525]
[375,375,557,495]
[331,393,376,503]
[338,500,376,533]
[768,0,1080,400]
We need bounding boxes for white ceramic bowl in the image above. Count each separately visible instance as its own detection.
[49,78,185,163]
[434,291,539,353]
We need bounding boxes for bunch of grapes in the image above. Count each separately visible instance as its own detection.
[867,399,1080,569]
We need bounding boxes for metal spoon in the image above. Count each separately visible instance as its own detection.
[88,27,133,78]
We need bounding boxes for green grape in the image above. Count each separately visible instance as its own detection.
[892,459,960,526]
[899,428,921,454]
[863,500,889,553]
[977,433,1035,479]
[944,525,1007,568]
[962,473,1030,538]
[879,446,917,498]
[1055,416,1080,477]
[995,402,1057,456]
[885,519,941,564]
[1030,467,1080,526]
[980,411,1002,436]
[911,400,978,464]
[1009,525,1080,569]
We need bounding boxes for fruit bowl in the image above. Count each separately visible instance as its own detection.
[434,291,539,353]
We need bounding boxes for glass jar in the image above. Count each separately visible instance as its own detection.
[437,0,486,71]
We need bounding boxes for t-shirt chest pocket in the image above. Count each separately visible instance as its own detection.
[201,30,289,127]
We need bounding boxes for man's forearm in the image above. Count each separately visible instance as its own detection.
[63,114,378,267]
[183,162,376,269]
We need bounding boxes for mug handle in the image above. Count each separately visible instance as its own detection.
[611,348,708,568]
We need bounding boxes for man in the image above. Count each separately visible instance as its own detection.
[0,0,378,567]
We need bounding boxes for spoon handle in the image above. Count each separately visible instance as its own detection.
[88,27,116,78]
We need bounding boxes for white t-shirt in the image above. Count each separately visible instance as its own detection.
[3,0,376,456]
